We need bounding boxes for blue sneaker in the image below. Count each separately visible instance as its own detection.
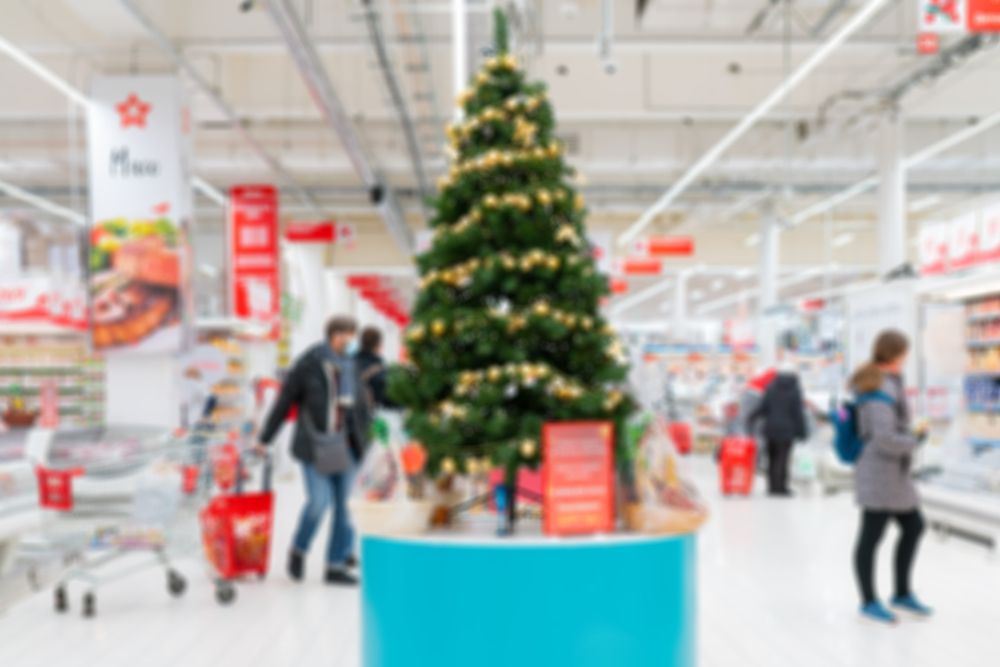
[860,601,898,624]
[891,595,933,617]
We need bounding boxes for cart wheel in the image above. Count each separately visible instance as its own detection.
[167,571,187,597]
[215,582,236,605]
[82,592,96,618]
[54,586,68,613]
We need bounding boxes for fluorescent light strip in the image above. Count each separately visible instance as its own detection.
[0,177,86,225]
[609,277,674,317]
[0,29,228,217]
[745,233,761,247]
[618,0,889,247]
[793,107,1000,225]
[831,232,855,248]
[192,176,227,206]
[909,195,941,213]
[0,35,89,107]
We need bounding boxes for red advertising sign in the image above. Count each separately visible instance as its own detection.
[285,221,335,243]
[969,0,1000,31]
[542,421,615,536]
[38,380,59,428]
[635,236,695,258]
[229,185,279,334]
[917,32,941,54]
[619,258,663,275]
[919,205,1000,275]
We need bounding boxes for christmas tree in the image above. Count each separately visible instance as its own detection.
[389,9,634,489]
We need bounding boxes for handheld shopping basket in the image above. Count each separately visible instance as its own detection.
[719,436,757,496]
[200,452,273,604]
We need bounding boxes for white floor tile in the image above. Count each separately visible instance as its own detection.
[0,456,996,666]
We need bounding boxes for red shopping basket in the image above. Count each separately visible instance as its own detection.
[200,490,274,580]
[667,421,693,455]
[35,466,84,511]
[719,436,756,496]
[210,443,241,491]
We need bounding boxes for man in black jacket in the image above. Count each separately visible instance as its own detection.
[355,326,395,412]
[256,315,369,586]
[747,371,807,497]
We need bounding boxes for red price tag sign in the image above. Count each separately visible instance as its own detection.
[542,421,615,536]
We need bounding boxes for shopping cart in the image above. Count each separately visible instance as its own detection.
[19,434,205,618]
[199,450,274,604]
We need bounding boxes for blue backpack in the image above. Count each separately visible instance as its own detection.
[830,391,895,464]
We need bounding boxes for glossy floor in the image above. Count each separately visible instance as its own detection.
[0,457,996,667]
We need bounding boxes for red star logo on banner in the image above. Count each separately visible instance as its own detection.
[116,93,151,129]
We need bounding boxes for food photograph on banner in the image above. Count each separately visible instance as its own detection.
[86,76,193,354]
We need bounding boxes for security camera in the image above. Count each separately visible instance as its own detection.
[239,0,255,12]
[603,60,617,75]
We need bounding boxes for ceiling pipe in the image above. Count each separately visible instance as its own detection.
[263,0,413,254]
[618,0,890,248]
[119,0,321,215]
[0,177,86,225]
[792,103,1000,225]
[810,0,851,37]
[361,0,432,215]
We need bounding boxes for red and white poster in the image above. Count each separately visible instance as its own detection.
[919,1,967,33]
[968,0,1000,31]
[38,380,59,429]
[229,185,279,336]
[86,76,193,354]
[542,421,615,536]
[633,236,695,258]
[919,204,1000,275]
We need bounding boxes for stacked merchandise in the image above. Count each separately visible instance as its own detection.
[0,335,104,430]
[963,296,1000,457]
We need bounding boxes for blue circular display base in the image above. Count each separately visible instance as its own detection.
[361,532,697,667]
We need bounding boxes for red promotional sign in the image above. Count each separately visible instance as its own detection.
[969,0,1000,31]
[610,278,629,295]
[542,421,615,536]
[636,236,695,258]
[285,221,336,243]
[620,258,663,275]
[229,185,279,335]
[38,380,59,428]
[917,32,940,54]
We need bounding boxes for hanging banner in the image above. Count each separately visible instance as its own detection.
[968,0,1000,31]
[229,185,280,336]
[87,76,193,354]
[919,203,1000,275]
[919,0,968,33]
[542,421,615,536]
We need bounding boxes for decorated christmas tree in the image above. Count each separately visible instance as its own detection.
[389,10,634,498]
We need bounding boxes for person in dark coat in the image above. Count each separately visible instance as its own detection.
[355,326,396,412]
[255,316,369,586]
[747,370,807,496]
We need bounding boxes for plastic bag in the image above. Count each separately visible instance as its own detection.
[621,414,708,535]
[349,412,433,537]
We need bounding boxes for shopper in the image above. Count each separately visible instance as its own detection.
[850,329,931,624]
[355,326,396,411]
[746,369,806,496]
[256,315,367,586]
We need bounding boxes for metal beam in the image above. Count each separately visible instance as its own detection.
[264,0,413,254]
[361,0,431,213]
[618,0,891,248]
[0,177,86,225]
[119,0,321,214]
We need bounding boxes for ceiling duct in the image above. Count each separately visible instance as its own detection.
[264,0,414,254]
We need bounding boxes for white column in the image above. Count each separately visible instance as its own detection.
[671,271,688,341]
[877,109,906,276]
[452,0,467,122]
[288,244,330,356]
[757,209,780,368]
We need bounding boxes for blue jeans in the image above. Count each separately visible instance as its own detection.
[291,462,356,569]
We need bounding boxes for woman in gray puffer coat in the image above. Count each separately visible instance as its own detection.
[850,329,931,624]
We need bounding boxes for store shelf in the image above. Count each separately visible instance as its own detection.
[964,370,1000,378]
[968,312,1000,324]
[967,339,1000,349]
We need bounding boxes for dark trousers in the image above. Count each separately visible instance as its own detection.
[766,439,793,494]
[854,509,924,605]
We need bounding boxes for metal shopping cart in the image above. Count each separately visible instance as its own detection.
[16,432,207,618]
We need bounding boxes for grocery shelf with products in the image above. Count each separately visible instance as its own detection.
[0,334,104,430]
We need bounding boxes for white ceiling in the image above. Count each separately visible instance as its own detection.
[1,0,999,319]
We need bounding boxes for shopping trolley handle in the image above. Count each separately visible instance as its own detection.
[236,449,273,495]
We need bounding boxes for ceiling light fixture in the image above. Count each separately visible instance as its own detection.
[909,195,942,213]
[745,233,761,247]
[832,232,855,248]
[617,0,890,247]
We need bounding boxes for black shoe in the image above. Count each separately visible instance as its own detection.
[324,568,359,586]
[288,551,305,582]
[345,555,359,569]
